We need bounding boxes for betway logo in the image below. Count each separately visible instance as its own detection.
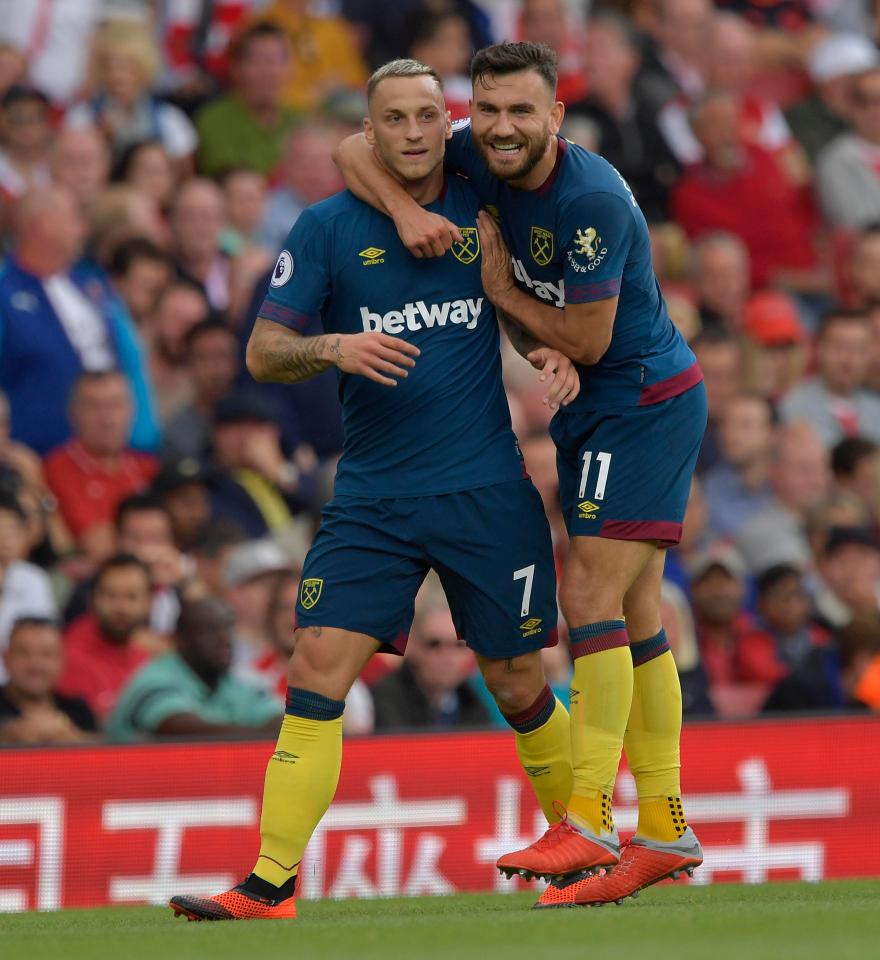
[512,259,565,308]
[360,298,483,333]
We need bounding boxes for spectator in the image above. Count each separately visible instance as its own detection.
[739,290,808,401]
[0,85,52,204]
[254,0,369,113]
[169,179,232,313]
[786,33,880,163]
[688,543,767,716]
[88,182,168,267]
[636,0,711,114]
[208,390,316,540]
[107,595,282,742]
[736,422,830,573]
[243,566,299,697]
[58,554,155,721]
[780,310,880,447]
[831,437,880,523]
[0,185,159,455]
[817,68,880,229]
[0,43,26,100]
[689,231,751,334]
[112,139,176,217]
[222,538,291,668]
[152,459,213,553]
[814,526,880,631]
[66,20,197,166]
[870,305,880,394]
[109,238,173,328]
[713,0,821,72]
[851,225,880,310]
[737,563,829,684]
[49,126,112,213]
[521,431,565,553]
[195,22,297,178]
[804,490,871,565]
[0,0,103,106]
[220,169,269,254]
[146,279,212,423]
[44,371,159,562]
[190,520,247,599]
[671,90,823,293]
[406,10,473,119]
[565,12,678,221]
[0,493,56,681]
[258,123,343,255]
[372,601,490,730]
[702,393,776,538]
[162,319,240,463]
[691,330,742,473]
[0,617,97,745]
[517,0,587,105]
[765,611,880,711]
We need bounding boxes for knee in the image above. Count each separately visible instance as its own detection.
[481,658,546,715]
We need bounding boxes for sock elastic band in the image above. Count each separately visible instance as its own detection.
[631,628,671,667]
[569,619,629,659]
[285,686,345,720]
[503,684,554,734]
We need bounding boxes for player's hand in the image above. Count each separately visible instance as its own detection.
[394,207,463,258]
[329,333,420,387]
[527,348,581,411]
[477,210,515,304]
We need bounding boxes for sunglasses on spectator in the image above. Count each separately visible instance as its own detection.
[422,637,467,651]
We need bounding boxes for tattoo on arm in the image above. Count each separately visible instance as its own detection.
[250,318,336,384]
[497,308,540,359]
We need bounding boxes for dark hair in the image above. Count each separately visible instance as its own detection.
[0,490,26,523]
[94,552,152,590]
[184,317,237,352]
[229,21,288,63]
[817,309,869,338]
[832,437,878,478]
[191,519,246,558]
[110,138,165,183]
[70,369,127,404]
[470,42,558,92]
[756,563,802,597]
[405,10,469,52]
[8,616,59,644]
[108,236,169,277]
[115,493,168,530]
[1,84,50,111]
[690,328,739,350]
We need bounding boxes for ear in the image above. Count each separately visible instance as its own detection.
[363,116,376,147]
[444,109,452,141]
[549,100,565,136]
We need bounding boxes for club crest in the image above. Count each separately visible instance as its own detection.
[300,578,323,610]
[452,227,480,265]
[530,226,554,266]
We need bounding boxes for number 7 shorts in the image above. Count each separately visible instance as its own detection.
[552,381,708,547]
[295,478,559,657]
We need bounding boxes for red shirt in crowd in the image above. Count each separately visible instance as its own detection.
[671,143,819,288]
[57,614,152,721]
[43,440,158,538]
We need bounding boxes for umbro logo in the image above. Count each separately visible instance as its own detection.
[577,500,600,519]
[271,750,300,764]
[359,246,385,265]
[524,765,551,777]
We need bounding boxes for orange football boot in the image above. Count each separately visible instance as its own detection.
[169,885,297,921]
[497,805,620,883]
[533,828,703,909]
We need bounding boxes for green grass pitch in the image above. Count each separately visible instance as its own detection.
[2,881,878,960]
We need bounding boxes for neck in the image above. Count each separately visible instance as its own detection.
[402,167,445,206]
[180,650,222,690]
[739,456,769,490]
[4,685,54,710]
[595,87,630,119]
[15,242,68,278]
[510,135,558,191]
[81,443,124,470]
[245,97,280,127]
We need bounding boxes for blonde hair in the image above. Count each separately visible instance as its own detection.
[91,20,160,91]
[367,59,443,103]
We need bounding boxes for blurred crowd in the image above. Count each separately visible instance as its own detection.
[2,0,880,747]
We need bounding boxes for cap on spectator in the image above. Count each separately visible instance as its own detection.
[223,539,290,586]
[152,458,211,495]
[742,291,805,346]
[808,34,880,84]
[824,525,880,557]
[687,542,747,581]
[214,391,276,426]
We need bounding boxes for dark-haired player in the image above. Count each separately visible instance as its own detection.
[169,59,579,923]
[337,40,707,907]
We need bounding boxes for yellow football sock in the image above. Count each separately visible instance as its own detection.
[253,704,343,886]
[567,620,633,834]
[514,696,573,824]
[625,632,687,842]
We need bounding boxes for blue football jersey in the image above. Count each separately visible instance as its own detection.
[258,178,524,498]
[446,120,701,410]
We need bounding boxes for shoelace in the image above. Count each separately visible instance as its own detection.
[533,816,579,850]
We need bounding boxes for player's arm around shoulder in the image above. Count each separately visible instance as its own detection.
[246,319,420,388]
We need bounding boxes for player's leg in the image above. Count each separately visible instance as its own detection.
[477,650,572,826]
[170,497,426,921]
[427,480,573,832]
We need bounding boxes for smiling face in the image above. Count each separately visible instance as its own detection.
[470,68,563,183]
[365,73,450,184]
